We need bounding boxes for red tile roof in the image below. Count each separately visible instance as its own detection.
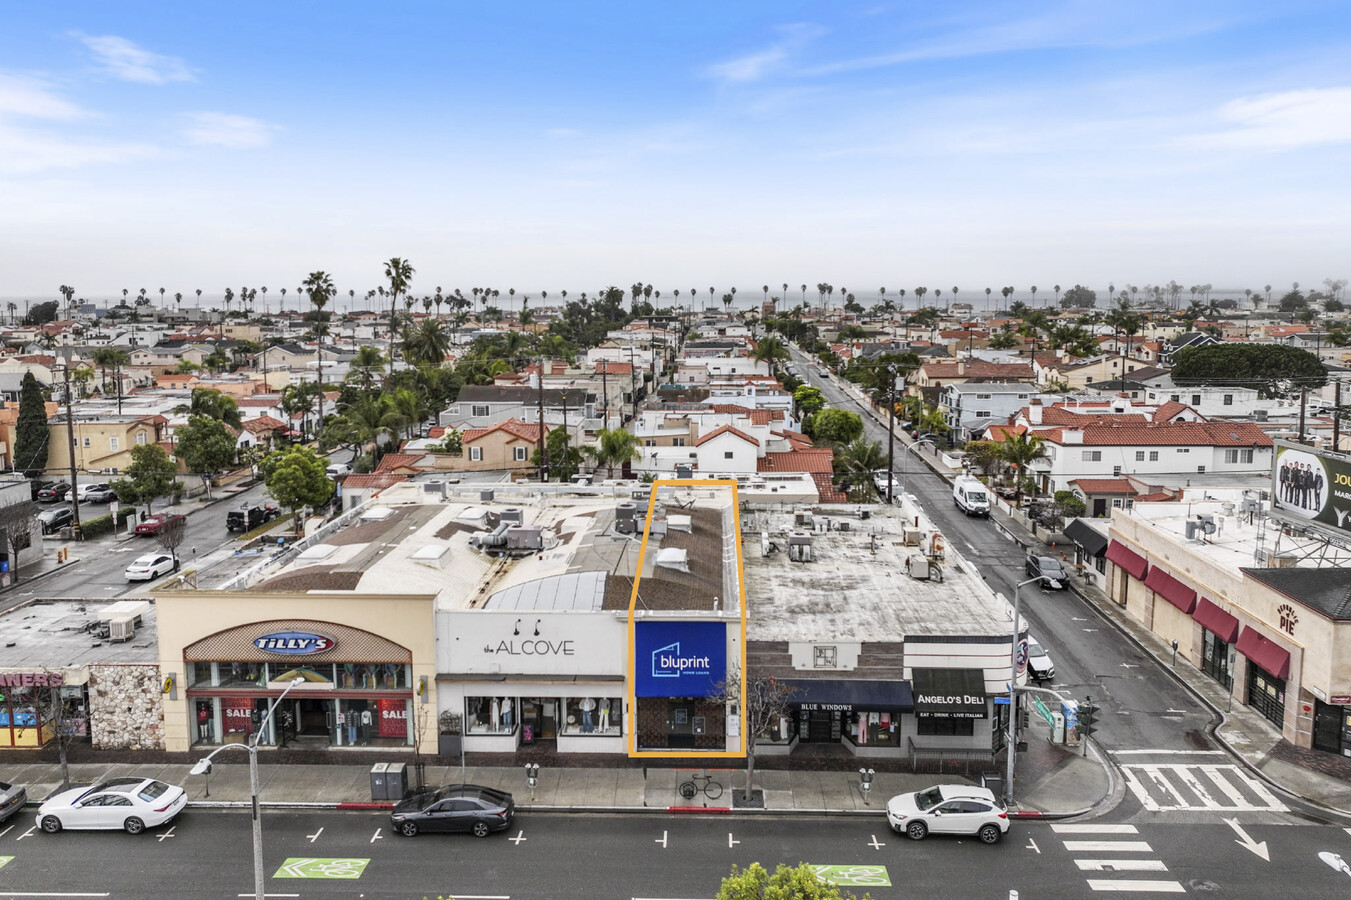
[596,361,633,375]
[341,474,409,491]
[757,448,834,475]
[922,361,1034,379]
[1042,421,1272,447]
[1070,478,1137,495]
[463,418,544,445]
[375,452,427,473]
[1151,401,1191,422]
[695,424,760,448]
[242,415,287,434]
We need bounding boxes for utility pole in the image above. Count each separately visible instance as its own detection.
[886,365,897,504]
[600,360,609,431]
[1298,388,1308,444]
[61,358,82,540]
[536,357,548,482]
[1335,381,1343,451]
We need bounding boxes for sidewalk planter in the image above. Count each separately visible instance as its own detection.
[438,711,462,756]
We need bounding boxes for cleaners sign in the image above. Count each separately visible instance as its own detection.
[634,622,725,697]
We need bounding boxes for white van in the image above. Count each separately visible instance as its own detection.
[953,476,991,517]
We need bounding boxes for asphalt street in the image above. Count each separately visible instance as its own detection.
[0,809,1348,899]
[788,347,1215,756]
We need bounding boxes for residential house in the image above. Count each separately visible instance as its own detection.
[911,359,1033,389]
[459,419,545,473]
[439,384,593,432]
[46,413,169,474]
[941,383,1044,444]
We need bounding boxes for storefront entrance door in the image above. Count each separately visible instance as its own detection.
[1312,701,1347,756]
[668,700,694,749]
[295,698,333,739]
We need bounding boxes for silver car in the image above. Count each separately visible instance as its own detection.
[886,784,1009,844]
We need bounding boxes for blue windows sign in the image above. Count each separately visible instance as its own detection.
[634,622,726,697]
[253,632,335,655]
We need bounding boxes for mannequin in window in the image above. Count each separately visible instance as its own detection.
[598,699,611,733]
[579,697,596,732]
[491,697,500,731]
[500,699,514,730]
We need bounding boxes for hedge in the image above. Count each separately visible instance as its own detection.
[80,506,139,539]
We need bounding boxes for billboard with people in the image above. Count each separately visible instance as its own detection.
[1272,440,1350,536]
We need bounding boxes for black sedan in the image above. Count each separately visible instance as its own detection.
[390,784,514,837]
[1025,554,1070,589]
[37,507,75,535]
[0,780,26,823]
[37,482,71,503]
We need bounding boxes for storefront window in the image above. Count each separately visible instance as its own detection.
[561,697,622,735]
[336,664,410,690]
[466,696,517,734]
[189,662,217,687]
[1201,630,1233,691]
[1247,665,1285,728]
[848,711,900,746]
[219,662,270,688]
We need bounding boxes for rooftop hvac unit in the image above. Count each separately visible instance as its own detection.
[108,616,136,643]
[1262,550,1299,568]
[837,520,851,532]
[499,507,524,525]
[794,508,814,528]
[1199,515,1217,535]
[903,528,923,546]
[1254,409,1269,421]
[504,525,544,551]
[422,480,447,498]
[480,489,495,503]
[615,501,639,534]
[906,555,931,580]
[788,531,812,563]
[675,465,693,479]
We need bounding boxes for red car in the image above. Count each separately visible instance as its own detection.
[133,513,186,536]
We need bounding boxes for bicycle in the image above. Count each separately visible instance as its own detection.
[678,772,723,801]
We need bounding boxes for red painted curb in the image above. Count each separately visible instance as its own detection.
[667,806,733,814]
[336,802,395,810]
[1010,811,1044,819]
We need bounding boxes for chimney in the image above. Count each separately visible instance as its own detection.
[1062,429,1084,444]
[956,360,966,376]
[1028,399,1043,425]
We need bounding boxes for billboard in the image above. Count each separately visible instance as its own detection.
[1271,440,1351,537]
[633,621,726,698]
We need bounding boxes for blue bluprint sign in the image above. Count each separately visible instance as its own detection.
[253,632,335,655]
[634,621,726,697]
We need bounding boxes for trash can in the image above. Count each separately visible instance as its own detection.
[979,772,1003,799]
[369,763,389,801]
[385,762,408,800]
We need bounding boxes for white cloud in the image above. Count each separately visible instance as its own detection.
[705,23,825,85]
[0,73,83,119]
[1184,87,1351,151]
[76,34,195,84]
[180,112,275,149]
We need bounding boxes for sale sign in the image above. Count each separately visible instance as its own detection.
[376,699,407,738]
[222,697,255,735]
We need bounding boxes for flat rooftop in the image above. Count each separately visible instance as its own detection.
[742,503,1010,642]
[0,600,158,667]
[231,482,738,614]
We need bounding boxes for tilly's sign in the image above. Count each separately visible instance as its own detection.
[253,632,335,655]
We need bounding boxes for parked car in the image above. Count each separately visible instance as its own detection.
[886,784,1009,844]
[0,780,27,824]
[76,482,117,503]
[326,463,353,477]
[37,482,71,503]
[37,777,186,834]
[37,507,74,535]
[390,784,515,837]
[133,513,186,536]
[1024,553,1069,590]
[226,505,281,532]
[1026,634,1055,682]
[124,553,177,582]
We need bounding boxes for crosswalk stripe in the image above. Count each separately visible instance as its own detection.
[1052,824,1139,834]
[1086,879,1185,893]
[1076,860,1169,872]
[1063,841,1154,853]
[1121,763,1287,812]
[1111,749,1225,755]
[1142,765,1188,808]
[1174,765,1220,808]
[1121,767,1160,812]
[1238,770,1287,810]
[1201,765,1249,807]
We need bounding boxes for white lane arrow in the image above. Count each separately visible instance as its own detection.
[1224,817,1269,861]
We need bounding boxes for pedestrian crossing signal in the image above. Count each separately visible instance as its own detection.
[1079,697,1099,738]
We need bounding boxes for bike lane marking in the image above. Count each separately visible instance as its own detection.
[273,857,370,879]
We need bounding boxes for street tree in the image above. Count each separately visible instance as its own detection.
[792,385,827,420]
[996,431,1047,507]
[529,426,583,481]
[23,301,58,325]
[834,436,887,501]
[718,862,866,900]
[384,257,416,370]
[175,415,238,476]
[260,446,334,532]
[14,371,49,476]
[809,408,863,445]
[1172,344,1327,397]
[113,444,178,516]
[0,497,40,583]
[584,427,641,478]
[708,665,796,807]
[155,512,187,568]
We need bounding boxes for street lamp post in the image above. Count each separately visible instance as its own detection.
[1005,576,1049,809]
[190,677,305,900]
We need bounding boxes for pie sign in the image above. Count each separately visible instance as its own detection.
[253,631,335,655]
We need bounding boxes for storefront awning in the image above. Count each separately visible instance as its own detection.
[778,679,914,713]
[1144,567,1197,614]
[911,668,987,719]
[1064,519,1108,558]
[1105,540,1149,580]
[1193,598,1240,644]
[1236,627,1291,680]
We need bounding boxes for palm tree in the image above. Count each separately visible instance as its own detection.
[173,387,243,428]
[750,335,790,377]
[195,288,202,308]
[390,387,429,440]
[997,431,1047,508]
[584,427,641,478]
[303,270,337,428]
[92,347,130,413]
[1029,285,1038,306]
[834,436,887,501]
[401,318,452,368]
[384,257,415,371]
[1053,284,1061,307]
[347,345,385,392]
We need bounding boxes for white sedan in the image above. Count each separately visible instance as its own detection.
[37,777,186,834]
[124,553,176,582]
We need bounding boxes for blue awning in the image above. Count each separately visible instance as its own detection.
[778,679,914,713]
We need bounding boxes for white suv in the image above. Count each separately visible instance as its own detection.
[886,784,1009,844]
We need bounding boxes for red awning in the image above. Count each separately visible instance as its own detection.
[1144,567,1197,614]
[1105,540,1149,580]
[1193,598,1240,644]
[1235,627,1291,680]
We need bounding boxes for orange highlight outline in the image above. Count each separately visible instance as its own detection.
[626,479,748,758]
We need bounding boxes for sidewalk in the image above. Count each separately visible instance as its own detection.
[0,738,1107,818]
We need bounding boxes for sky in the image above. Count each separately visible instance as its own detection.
[3,1,1351,310]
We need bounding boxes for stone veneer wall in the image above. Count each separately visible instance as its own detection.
[89,664,165,750]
